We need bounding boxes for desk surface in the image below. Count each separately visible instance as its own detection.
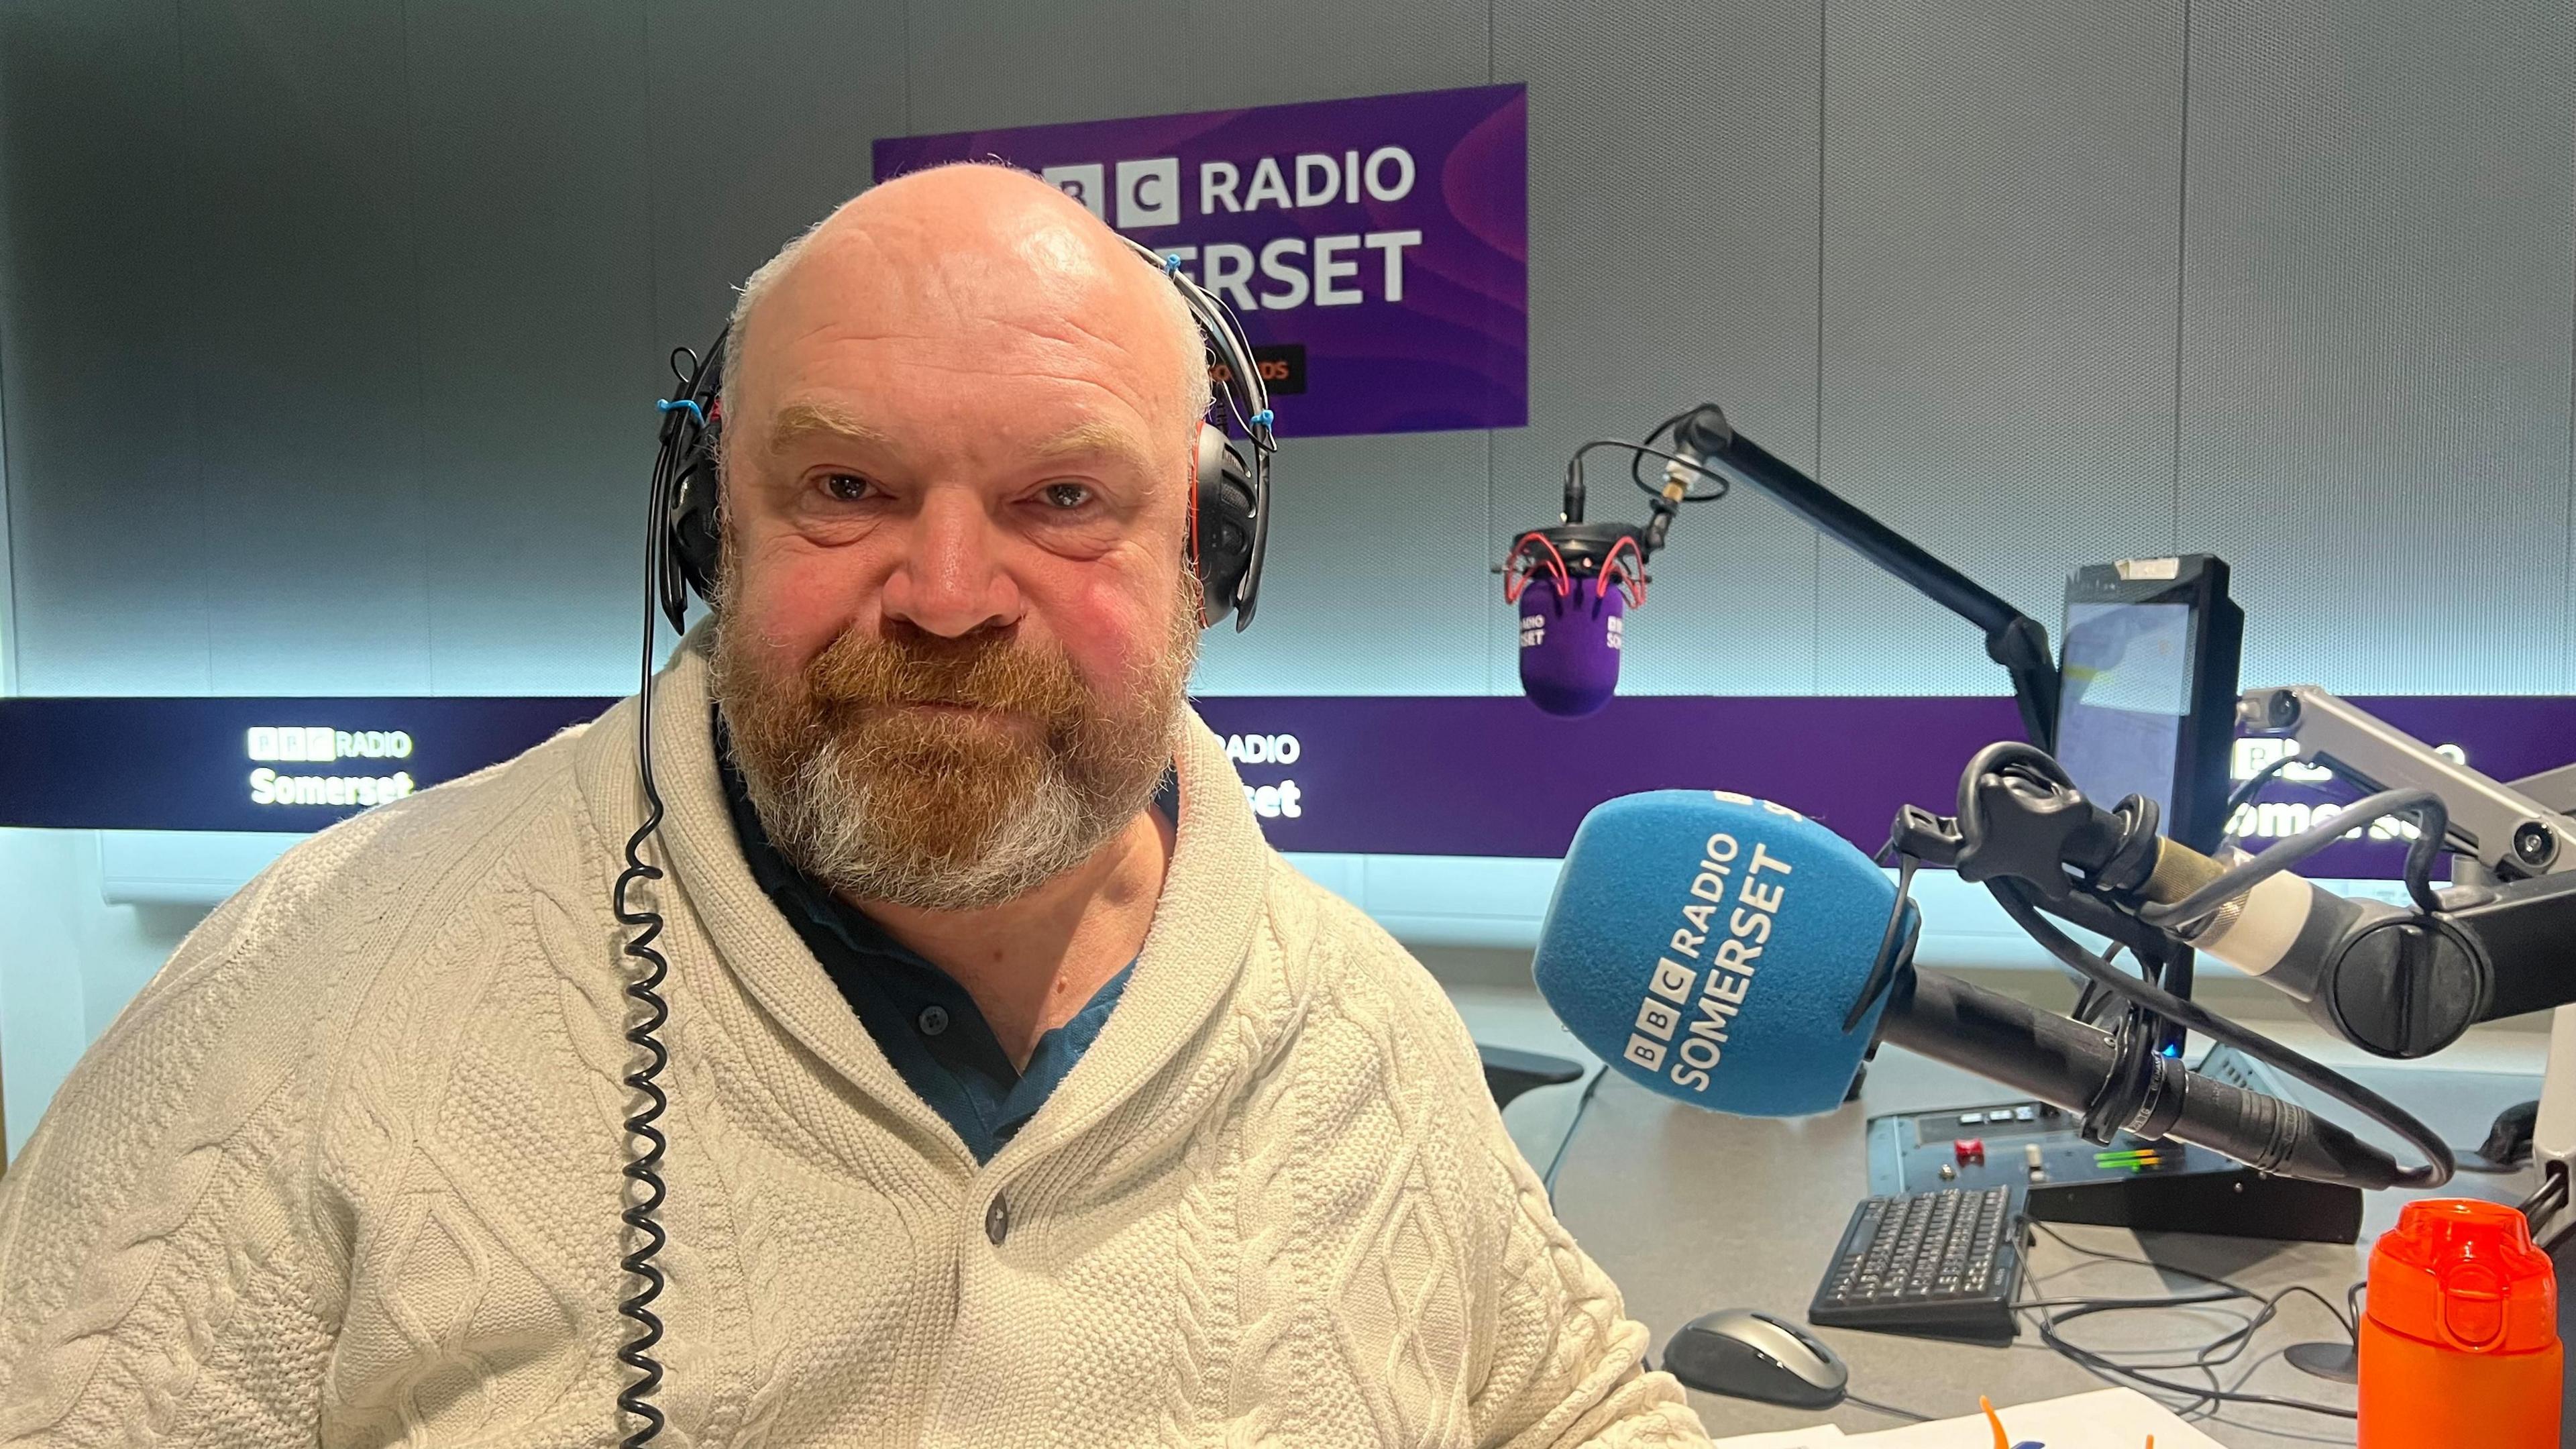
[1544,1045,2538,1448]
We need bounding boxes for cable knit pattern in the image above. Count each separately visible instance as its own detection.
[0,637,1708,1448]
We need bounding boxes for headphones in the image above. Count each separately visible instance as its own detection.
[648,236,1278,637]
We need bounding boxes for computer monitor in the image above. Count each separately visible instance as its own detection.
[2053,556,2244,853]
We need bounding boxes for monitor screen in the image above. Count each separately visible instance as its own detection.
[2056,600,2194,820]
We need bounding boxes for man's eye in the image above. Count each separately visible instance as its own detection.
[1040,482,1093,510]
[820,473,871,502]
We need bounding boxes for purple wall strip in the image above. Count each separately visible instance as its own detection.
[5,693,2571,881]
[1190,694,2576,876]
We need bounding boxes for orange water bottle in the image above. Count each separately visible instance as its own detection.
[2359,1197,2560,1447]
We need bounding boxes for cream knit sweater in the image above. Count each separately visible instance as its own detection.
[0,641,1709,1448]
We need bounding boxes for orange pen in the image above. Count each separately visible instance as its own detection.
[1979,1394,2056,1449]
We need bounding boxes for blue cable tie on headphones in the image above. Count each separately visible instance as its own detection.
[1249,409,1275,429]
[656,398,706,425]
[1162,253,1183,275]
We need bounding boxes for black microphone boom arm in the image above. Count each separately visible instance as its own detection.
[1671,404,2061,749]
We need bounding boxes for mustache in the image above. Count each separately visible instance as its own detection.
[802,620,1089,718]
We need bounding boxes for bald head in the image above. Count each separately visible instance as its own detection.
[724,164,1210,449]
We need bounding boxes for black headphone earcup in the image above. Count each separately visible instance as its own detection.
[1191,425,1256,628]
[653,331,729,628]
[666,437,724,610]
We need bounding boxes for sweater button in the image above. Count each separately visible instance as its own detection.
[985,1192,1011,1246]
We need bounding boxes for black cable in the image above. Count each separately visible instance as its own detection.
[2068,942,2135,1029]
[2032,1300,2357,1420]
[1540,1065,1609,1198]
[612,387,688,1448]
[2451,1151,2521,1175]
[2068,948,2110,1027]
[1841,1392,1934,1423]
[2219,751,2314,844]
[2518,1166,2569,1224]
[1846,854,1920,1030]
[1627,408,1707,496]
[2023,1220,2333,1324]
[1561,438,1731,511]
[2143,786,2449,924]
[2017,1220,2359,1421]
[1988,877,2456,1188]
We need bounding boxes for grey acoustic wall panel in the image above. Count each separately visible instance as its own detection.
[182,0,431,696]
[1174,0,1495,692]
[1188,431,1493,695]
[905,0,1194,136]
[1818,0,2188,696]
[645,0,912,353]
[411,0,657,695]
[1494,0,1824,696]
[1184,0,1491,111]
[0,3,207,694]
[2179,0,2576,694]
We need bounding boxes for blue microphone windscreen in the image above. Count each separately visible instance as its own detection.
[1534,791,1913,1117]
[1517,574,1623,716]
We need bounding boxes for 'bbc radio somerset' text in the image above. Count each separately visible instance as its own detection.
[245,725,419,808]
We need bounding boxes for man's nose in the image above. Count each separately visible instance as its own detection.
[877,488,1020,637]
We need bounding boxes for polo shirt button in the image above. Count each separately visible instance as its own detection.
[985,1192,1011,1246]
[918,1005,949,1036]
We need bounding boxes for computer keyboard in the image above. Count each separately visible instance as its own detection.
[1807,1185,2022,1342]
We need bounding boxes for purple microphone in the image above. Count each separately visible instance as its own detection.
[1517,570,1627,717]
[1502,455,1674,718]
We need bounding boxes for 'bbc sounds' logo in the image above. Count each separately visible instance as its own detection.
[1210,343,1307,396]
[245,726,418,808]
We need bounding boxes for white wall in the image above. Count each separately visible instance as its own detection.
[0,832,207,1161]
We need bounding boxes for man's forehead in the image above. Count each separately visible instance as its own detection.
[761,397,1172,475]
[777,215,1159,342]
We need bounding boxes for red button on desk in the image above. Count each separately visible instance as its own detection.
[1953,1138,1985,1166]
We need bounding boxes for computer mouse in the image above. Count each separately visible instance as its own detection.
[1660,1308,1849,1409]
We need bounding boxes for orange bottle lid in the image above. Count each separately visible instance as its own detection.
[2368,1197,2558,1354]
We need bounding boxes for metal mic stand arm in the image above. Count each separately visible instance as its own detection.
[1670,405,2060,749]
[2241,684,2576,879]
[2240,683,2576,1238]
[2419,871,2576,1248]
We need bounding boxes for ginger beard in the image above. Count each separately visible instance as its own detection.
[711,551,1202,912]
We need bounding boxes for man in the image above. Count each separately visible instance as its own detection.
[0,165,1707,1446]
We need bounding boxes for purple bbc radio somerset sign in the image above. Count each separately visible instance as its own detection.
[871,85,1529,437]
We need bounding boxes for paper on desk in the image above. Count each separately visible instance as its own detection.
[1839,1387,2226,1447]
[1705,1427,1846,1448]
